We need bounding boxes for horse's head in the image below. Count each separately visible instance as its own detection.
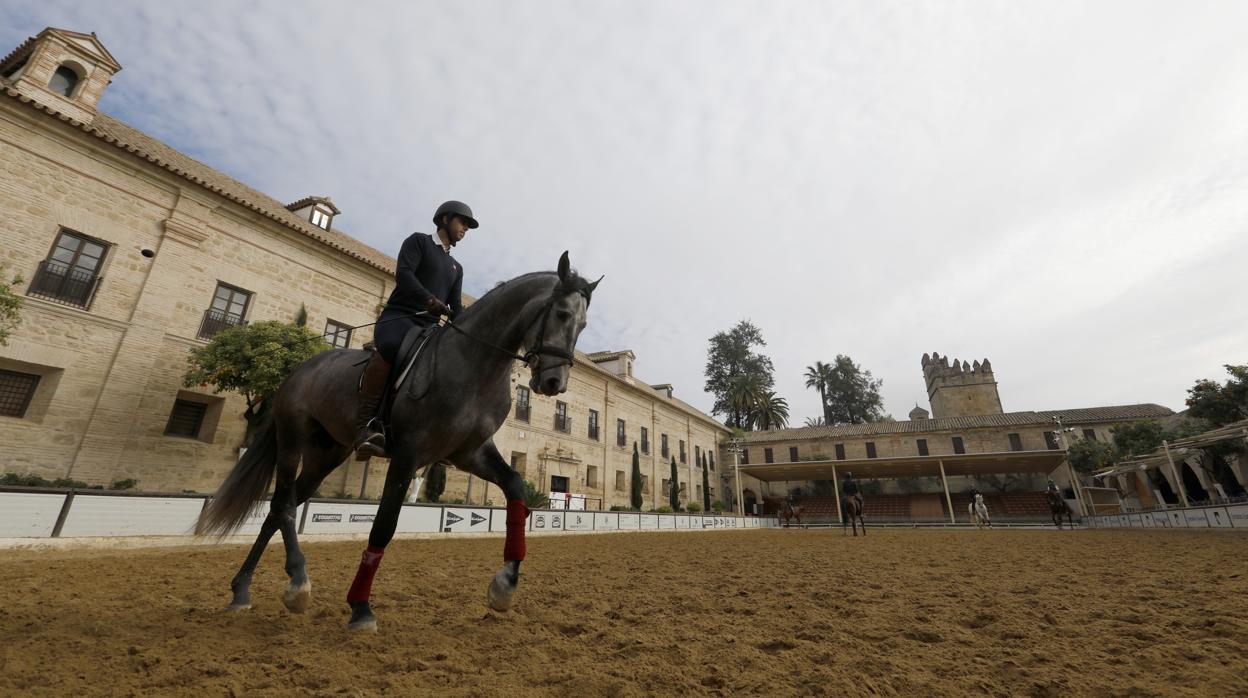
[525,251,601,396]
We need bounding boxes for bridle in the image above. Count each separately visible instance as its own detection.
[445,283,590,368]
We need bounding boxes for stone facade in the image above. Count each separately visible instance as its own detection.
[0,27,729,506]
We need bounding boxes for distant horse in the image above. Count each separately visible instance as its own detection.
[777,500,804,528]
[841,495,865,536]
[1047,491,1074,529]
[968,493,991,529]
[196,252,599,632]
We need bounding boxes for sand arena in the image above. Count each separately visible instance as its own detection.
[1,528,1245,696]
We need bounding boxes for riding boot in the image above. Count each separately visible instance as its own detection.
[354,351,391,460]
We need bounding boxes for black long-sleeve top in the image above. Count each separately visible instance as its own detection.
[385,232,464,316]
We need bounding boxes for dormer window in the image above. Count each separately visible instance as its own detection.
[310,207,332,230]
[49,65,79,98]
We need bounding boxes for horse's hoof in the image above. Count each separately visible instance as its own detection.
[283,580,312,614]
[226,602,251,612]
[347,600,377,632]
[487,568,516,611]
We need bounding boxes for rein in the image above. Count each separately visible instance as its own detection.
[444,285,589,367]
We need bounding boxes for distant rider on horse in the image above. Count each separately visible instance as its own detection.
[354,200,479,459]
[841,470,863,522]
[1046,478,1061,500]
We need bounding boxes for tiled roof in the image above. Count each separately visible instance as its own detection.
[739,403,1174,443]
[286,195,340,215]
[586,350,634,361]
[0,85,395,274]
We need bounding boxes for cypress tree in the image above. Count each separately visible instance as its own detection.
[702,453,711,511]
[669,456,680,510]
[630,442,643,510]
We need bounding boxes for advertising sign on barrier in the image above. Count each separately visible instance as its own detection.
[59,495,204,537]
[594,512,618,530]
[1206,507,1233,528]
[674,515,688,529]
[397,505,443,534]
[618,513,640,529]
[442,507,491,534]
[1182,509,1210,528]
[531,511,557,531]
[1227,505,1248,528]
[564,511,593,531]
[1167,511,1186,528]
[658,516,674,529]
[639,514,658,529]
[0,492,67,538]
[301,502,386,534]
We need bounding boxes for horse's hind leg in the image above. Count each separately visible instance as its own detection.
[276,441,349,614]
[227,509,280,611]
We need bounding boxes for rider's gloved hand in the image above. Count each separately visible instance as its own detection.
[424,297,453,317]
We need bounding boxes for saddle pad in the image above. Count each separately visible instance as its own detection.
[394,324,438,394]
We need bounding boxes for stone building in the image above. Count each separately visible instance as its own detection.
[0,27,728,508]
[724,352,1175,512]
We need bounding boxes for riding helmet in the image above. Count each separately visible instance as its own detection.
[433,200,479,229]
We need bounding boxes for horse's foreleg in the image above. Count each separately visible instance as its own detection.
[453,442,528,612]
[347,456,418,632]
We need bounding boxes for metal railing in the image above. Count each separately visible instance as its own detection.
[27,260,101,308]
[197,308,246,340]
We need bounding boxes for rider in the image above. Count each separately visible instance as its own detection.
[841,470,863,522]
[968,483,983,505]
[354,200,478,459]
[1046,478,1062,500]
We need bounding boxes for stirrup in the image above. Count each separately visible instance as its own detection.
[355,432,387,461]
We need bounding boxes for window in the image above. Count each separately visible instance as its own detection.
[514,387,531,422]
[554,401,570,432]
[866,442,877,459]
[641,475,650,494]
[164,399,208,438]
[1082,429,1097,442]
[764,447,774,464]
[709,452,715,471]
[199,282,251,339]
[1008,433,1023,452]
[789,446,798,462]
[835,443,846,460]
[587,466,599,489]
[49,65,79,97]
[325,319,352,349]
[917,439,929,456]
[679,440,686,464]
[617,419,626,447]
[952,436,965,455]
[662,479,671,497]
[615,470,626,491]
[310,207,332,230]
[0,369,40,418]
[661,434,669,459]
[741,449,749,465]
[510,452,527,475]
[695,445,701,466]
[1044,431,1059,450]
[28,229,107,308]
[550,475,569,493]
[640,427,649,453]
[588,409,599,440]
[697,485,702,502]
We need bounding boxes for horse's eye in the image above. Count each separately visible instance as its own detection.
[556,311,572,322]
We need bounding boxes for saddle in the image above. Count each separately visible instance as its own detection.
[373,324,439,429]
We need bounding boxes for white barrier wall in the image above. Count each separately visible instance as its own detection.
[58,495,206,537]
[1088,503,1248,529]
[0,491,65,537]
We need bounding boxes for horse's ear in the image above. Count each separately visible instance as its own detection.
[587,274,603,294]
[557,251,570,282]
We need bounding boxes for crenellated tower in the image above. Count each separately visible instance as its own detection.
[921,352,1003,419]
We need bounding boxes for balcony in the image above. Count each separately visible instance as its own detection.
[198,308,246,340]
[27,260,101,308]
[554,414,572,434]
[515,403,531,422]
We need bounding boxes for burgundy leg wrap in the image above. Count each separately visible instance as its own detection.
[503,500,529,561]
[346,545,385,604]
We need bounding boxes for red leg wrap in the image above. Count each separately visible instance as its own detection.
[503,500,529,561]
[346,545,385,604]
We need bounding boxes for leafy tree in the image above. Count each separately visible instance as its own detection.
[183,320,330,444]
[823,354,886,425]
[704,320,775,429]
[425,463,447,502]
[1066,439,1117,474]
[804,361,834,425]
[749,391,790,431]
[701,453,711,511]
[630,442,643,510]
[669,456,680,510]
[0,267,23,347]
[1110,420,1171,459]
[1186,365,1248,427]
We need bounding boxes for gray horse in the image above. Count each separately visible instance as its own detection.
[196,251,599,631]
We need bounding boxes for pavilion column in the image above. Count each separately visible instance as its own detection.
[831,464,841,523]
[938,460,955,524]
[1162,441,1190,508]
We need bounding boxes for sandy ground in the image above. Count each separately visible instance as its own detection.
[1,528,1245,697]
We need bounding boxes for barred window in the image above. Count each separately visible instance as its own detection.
[325,319,352,349]
[661,434,669,459]
[917,439,929,456]
[0,369,40,418]
[199,282,251,340]
[789,446,798,462]
[588,409,599,440]
[617,419,626,447]
[164,399,208,438]
[764,447,773,463]
[952,436,966,454]
[640,426,649,453]
[514,387,531,422]
[28,229,108,308]
[1008,433,1023,451]
[679,440,686,464]
[835,443,846,460]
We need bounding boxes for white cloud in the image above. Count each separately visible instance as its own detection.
[3,0,1245,421]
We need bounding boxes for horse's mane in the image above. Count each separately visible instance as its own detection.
[458,267,597,322]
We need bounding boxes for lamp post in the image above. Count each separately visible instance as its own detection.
[726,437,745,516]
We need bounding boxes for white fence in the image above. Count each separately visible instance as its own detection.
[0,487,770,539]
[1084,503,1248,529]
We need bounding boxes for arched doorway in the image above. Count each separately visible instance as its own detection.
[1149,471,1178,505]
[743,489,758,516]
[1207,452,1246,498]
[1181,463,1209,503]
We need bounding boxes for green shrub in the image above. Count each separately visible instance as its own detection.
[609,504,635,511]
[109,478,139,491]
[0,473,94,489]
[685,502,702,512]
[711,500,725,513]
[654,506,673,513]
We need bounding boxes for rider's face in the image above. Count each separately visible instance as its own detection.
[445,215,470,246]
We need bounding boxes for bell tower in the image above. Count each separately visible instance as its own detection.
[1,27,122,124]
[921,352,1003,419]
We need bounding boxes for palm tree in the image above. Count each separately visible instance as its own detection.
[728,373,765,430]
[803,416,826,428]
[750,391,790,431]
[804,361,834,425]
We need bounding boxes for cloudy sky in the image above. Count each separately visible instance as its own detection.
[4,1,1246,422]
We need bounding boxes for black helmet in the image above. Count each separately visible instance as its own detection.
[433,200,479,229]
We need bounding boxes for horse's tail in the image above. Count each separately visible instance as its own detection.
[196,413,278,537]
